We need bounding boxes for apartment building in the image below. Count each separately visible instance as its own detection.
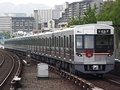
[59,0,103,24]
[12,17,35,33]
[33,5,63,29]
[33,0,104,29]
[0,16,12,32]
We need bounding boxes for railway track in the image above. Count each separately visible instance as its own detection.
[49,65,103,90]
[11,52,120,90]
[87,77,120,90]
[0,50,14,90]
[107,78,120,85]
[0,53,4,66]
[103,74,120,88]
[50,66,120,90]
[30,59,103,90]
[30,58,120,90]
[0,49,22,90]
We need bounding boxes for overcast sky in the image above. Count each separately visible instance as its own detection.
[0,0,83,7]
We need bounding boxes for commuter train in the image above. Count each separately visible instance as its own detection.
[4,24,115,77]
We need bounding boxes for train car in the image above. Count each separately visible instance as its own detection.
[4,24,114,77]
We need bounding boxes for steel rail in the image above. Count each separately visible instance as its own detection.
[0,54,5,67]
[0,52,15,89]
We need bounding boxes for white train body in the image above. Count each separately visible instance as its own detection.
[5,24,114,75]
[73,24,114,73]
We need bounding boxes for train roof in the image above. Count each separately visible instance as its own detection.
[70,24,114,29]
[5,24,114,41]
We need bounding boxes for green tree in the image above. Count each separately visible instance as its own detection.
[97,3,110,21]
[96,0,119,24]
[112,0,120,24]
[77,12,84,25]
[84,4,97,24]
[67,12,84,27]
[2,31,11,39]
[68,4,97,27]
[96,0,120,58]
[68,17,78,27]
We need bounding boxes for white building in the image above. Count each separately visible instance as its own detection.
[34,2,68,29]
[0,16,12,32]
[38,9,53,23]
[33,6,63,29]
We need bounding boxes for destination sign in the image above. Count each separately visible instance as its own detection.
[97,29,110,34]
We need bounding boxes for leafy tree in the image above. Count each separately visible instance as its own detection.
[68,17,78,27]
[96,0,119,24]
[84,4,97,24]
[2,31,11,39]
[96,0,120,58]
[68,4,97,27]
[67,12,84,27]
[68,0,120,26]
[112,0,120,24]
[77,12,84,25]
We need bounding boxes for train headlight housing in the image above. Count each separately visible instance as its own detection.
[108,52,113,57]
[76,52,82,57]
[93,65,99,70]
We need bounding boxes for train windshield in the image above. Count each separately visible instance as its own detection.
[75,35,114,53]
[75,35,94,49]
[84,36,94,48]
[95,35,114,53]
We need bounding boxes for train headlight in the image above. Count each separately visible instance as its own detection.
[107,52,113,57]
[93,65,99,70]
[28,54,30,57]
[76,52,82,57]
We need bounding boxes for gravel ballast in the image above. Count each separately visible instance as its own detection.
[20,63,81,90]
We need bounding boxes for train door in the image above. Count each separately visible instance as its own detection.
[83,35,95,63]
[38,37,41,54]
[75,35,94,63]
[67,34,74,61]
[51,33,55,58]
[60,35,64,60]
[75,35,84,62]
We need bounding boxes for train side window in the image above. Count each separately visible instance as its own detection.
[69,35,71,48]
[65,36,68,48]
[40,38,41,46]
[42,38,44,46]
[64,35,65,48]
[52,36,54,47]
[60,37,62,47]
[58,36,60,48]
[67,37,69,48]
[46,37,47,46]
[48,37,50,47]
[69,35,72,59]
[50,37,51,47]
[63,35,66,57]
[37,37,38,46]
[55,37,56,47]
[84,36,94,49]
[72,35,74,48]
[76,35,83,49]
[57,37,58,47]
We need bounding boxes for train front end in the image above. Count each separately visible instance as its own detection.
[74,24,114,75]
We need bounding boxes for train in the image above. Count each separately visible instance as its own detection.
[4,24,115,77]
